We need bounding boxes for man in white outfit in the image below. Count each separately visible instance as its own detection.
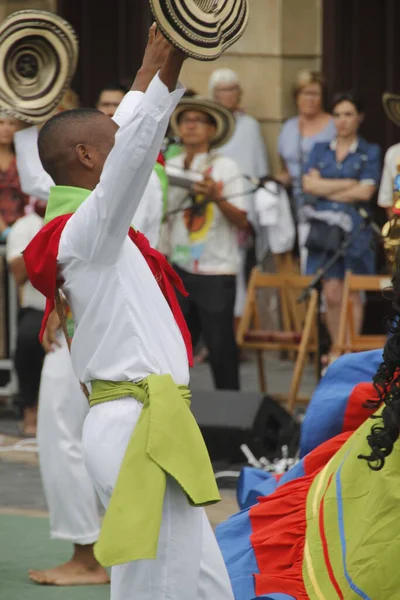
[6,207,108,585]
[13,61,165,590]
[23,28,233,600]
[208,68,269,321]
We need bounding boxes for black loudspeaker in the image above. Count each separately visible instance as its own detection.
[190,390,300,463]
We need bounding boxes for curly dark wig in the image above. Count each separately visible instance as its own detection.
[359,268,400,470]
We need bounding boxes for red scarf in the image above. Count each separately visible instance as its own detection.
[23,214,193,366]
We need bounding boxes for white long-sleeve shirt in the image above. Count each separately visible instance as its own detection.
[57,74,188,386]
[14,116,164,247]
[15,126,54,201]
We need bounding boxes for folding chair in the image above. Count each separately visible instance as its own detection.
[273,252,299,348]
[335,271,391,355]
[237,267,319,412]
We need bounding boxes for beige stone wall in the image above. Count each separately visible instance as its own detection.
[180,0,322,175]
[0,0,56,21]
[0,0,322,174]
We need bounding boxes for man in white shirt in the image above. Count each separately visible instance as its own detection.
[164,96,248,390]
[12,62,165,588]
[209,68,269,319]
[378,142,400,217]
[23,28,233,600]
[7,211,107,585]
[7,213,46,436]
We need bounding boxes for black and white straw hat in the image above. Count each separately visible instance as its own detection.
[0,10,78,123]
[383,92,400,128]
[170,95,235,148]
[149,0,249,61]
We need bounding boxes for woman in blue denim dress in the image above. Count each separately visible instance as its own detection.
[302,92,381,354]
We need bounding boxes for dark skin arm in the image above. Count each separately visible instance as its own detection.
[42,308,62,353]
[8,256,28,286]
[215,199,248,229]
[131,24,186,95]
[192,175,248,230]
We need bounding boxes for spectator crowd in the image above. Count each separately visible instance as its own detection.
[1,66,398,435]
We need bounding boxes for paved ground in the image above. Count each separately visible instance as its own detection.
[0,354,317,598]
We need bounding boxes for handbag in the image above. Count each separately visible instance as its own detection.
[305,219,345,253]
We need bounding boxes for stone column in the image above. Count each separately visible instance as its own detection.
[180,0,322,174]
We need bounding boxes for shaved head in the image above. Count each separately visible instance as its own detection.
[38,108,118,188]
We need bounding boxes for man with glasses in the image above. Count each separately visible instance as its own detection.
[162,97,248,390]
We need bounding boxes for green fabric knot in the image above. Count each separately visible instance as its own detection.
[90,374,220,567]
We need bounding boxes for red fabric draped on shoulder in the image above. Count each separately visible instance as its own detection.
[23,214,193,366]
[23,214,71,341]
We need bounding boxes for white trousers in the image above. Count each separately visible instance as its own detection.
[37,335,100,544]
[82,398,234,600]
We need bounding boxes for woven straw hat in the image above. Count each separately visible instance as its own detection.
[382,92,400,128]
[170,95,235,148]
[149,0,249,61]
[0,10,78,124]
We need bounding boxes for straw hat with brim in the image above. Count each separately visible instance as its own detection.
[149,0,249,61]
[170,97,235,148]
[383,92,400,128]
[0,10,78,124]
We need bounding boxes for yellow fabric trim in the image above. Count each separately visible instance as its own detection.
[312,461,330,517]
[304,539,327,600]
[90,375,220,567]
[303,464,338,599]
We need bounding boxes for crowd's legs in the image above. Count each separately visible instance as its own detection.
[14,307,45,436]
[174,265,240,390]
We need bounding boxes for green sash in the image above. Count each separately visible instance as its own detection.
[90,375,220,566]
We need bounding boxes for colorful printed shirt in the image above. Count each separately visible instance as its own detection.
[164,151,247,275]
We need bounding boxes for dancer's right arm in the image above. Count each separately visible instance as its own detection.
[61,30,185,264]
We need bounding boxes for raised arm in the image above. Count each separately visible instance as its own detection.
[14,126,54,200]
[61,31,185,264]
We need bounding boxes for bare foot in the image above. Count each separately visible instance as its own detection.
[28,560,110,586]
